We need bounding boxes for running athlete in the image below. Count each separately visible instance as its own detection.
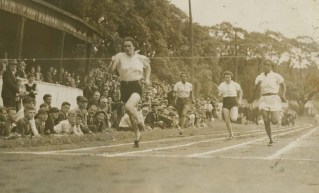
[108,37,151,148]
[174,72,193,135]
[218,71,243,139]
[254,61,286,146]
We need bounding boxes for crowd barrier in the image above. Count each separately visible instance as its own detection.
[0,76,83,110]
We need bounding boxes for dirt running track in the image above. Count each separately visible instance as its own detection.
[1,122,319,193]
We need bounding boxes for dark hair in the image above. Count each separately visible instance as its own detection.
[39,103,48,108]
[0,107,7,114]
[180,72,187,77]
[61,101,71,107]
[223,71,234,79]
[24,106,36,113]
[264,61,275,69]
[124,37,137,47]
[43,94,52,100]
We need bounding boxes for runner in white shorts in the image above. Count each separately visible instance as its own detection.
[254,61,287,146]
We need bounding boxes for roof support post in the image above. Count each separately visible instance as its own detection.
[15,16,26,59]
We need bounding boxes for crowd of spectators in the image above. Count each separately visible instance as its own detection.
[0,59,295,139]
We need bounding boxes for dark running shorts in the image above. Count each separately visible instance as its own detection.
[120,80,142,103]
[222,97,238,110]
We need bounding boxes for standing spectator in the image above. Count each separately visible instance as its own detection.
[43,94,52,109]
[174,72,193,135]
[1,59,19,108]
[253,61,287,146]
[35,65,44,81]
[45,66,54,83]
[24,73,38,101]
[35,109,48,135]
[52,68,58,83]
[83,78,95,101]
[16,60,27,79]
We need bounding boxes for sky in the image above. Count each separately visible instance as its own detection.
[169,0,319,43]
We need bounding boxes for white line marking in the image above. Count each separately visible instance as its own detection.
[188,126,312,157]
[266,126,318,160]
[5,128,267,154]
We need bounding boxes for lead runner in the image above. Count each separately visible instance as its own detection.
[253,61,287,146]
[108,37,151,148]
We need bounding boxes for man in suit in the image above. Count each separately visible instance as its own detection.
[1,59,19,108]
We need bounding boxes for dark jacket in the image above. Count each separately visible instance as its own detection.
[1,69,19,100]
[144,111,158,129]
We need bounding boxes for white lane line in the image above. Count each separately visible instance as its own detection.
[79,126,301,157]
[4,128,267,154]
[3,126,301,156]
[188,126,312,157]
[266,126,318,160]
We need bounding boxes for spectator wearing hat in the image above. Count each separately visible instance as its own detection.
[43,94,52,110]
[1,59,19,108]
[25,73,38,102]
[73,96,89,133]
[44,107,59,134]
[35,109,48,135]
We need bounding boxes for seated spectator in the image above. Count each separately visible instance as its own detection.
[87,103,98,132]
[35,109,48,135]
[98,97,111,127]
[24,73,38,101]
[43,94,52,109]
[57,102,71,123]
[73,113,84,136]
[45,107,60,134]
[93,110,109,132]
[54,110,82,136]
[0,107,8,136]
[52,68,58,84]
[144,103,160,130]
[73,96,89,133]
[2,108,17,137]
[14,106,36,137]
[35,65,44,81]
[16,96,39,136]
[90,91,100,106]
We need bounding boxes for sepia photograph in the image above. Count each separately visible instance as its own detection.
[0,0,319,192]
